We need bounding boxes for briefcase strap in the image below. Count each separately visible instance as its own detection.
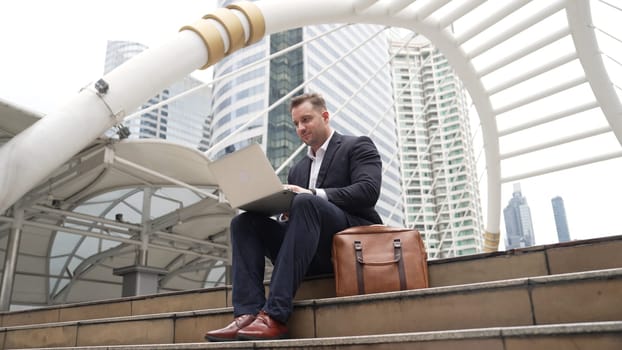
[353,239,407,294]
[354,241,365,294]
[395,239,407,291]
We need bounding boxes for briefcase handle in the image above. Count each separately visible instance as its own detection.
[357,257,401,265]
[354,239,403,265]
[338,225,414,235]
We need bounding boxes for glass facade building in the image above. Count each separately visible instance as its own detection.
[389,37,484,258]
[267,29,305,179]
[209,34,268,159]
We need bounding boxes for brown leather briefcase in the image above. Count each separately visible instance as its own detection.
[332,225,429,297]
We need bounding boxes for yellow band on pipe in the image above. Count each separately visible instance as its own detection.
[203,8,245,54]
[482,231,500,252]
[180,2,265,70]
[227,1,266,46]
[180,19,225,69]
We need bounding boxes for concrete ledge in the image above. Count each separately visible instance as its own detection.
[12,321,622,350]
[0,286,228,327]
[314,267,622,307]
[529,267,622,284]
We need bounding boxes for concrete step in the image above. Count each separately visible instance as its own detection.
[2,234,621,328]
[8,322,622,350]
[1,267,621,348]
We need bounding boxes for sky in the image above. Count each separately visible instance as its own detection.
[0,0,218,114]
[1,0,621,249]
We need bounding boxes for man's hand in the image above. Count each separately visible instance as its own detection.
[284,184,313,195]
[278,212,289,222]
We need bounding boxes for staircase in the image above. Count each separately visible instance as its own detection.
[1,235,621,349]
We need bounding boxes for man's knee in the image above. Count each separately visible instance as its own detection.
[290,193,321,212]
[231,212,249,229]
[231,211,262,235]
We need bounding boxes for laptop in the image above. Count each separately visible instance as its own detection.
[209,143,296,216]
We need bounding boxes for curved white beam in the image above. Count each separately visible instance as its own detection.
[466,0,566,59]
[566,0,622,146]
[456,0,532,45]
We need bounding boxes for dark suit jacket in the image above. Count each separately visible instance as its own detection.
[287,132,383,225]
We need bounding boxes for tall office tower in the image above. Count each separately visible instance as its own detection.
[210,3,403,226]
[503,183,536,249]
[198,113,214,152]
[389,37,484,258]
[104,40,212,149]
[551,196,571,242]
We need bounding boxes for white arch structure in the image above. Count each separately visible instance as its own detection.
[1,0,621,255]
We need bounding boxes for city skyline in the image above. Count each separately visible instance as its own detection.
[1,0,621,248]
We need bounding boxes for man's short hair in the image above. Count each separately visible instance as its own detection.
[290,93,327,112]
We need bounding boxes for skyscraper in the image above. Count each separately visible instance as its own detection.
[552,196,571,242]
[104,40,212,149]
[389,36,484,258]
[210,5,403,226]
[503,183,536,249]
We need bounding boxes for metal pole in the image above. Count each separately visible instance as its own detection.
[138,188,153,266]
[0,205,24,310]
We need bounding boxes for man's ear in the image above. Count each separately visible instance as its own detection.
[322,111,330,122]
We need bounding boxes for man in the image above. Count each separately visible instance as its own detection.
[205,92,383,341]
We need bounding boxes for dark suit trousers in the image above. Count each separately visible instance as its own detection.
[230,194,352,323]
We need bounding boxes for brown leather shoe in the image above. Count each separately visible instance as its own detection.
[204,314,256,342]
[236,310,288,340]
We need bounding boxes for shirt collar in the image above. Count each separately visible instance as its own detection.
[307,130,335,159]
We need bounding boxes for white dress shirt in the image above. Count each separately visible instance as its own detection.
[306,130,335,200]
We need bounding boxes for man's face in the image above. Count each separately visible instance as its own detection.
[291,101,330,152]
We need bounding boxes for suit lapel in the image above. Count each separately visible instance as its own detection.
[316,133,342,187]
[298,156,312,188]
